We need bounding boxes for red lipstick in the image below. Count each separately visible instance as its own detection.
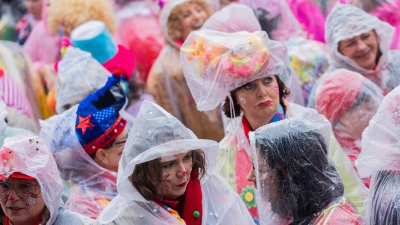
[258,100,271,107]
[176,182,187,187]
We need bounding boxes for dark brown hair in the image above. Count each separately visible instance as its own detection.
[129,149,207,201]
[222,75,290,118]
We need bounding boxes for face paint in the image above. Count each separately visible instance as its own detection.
[274,84,279,94]
[27,192,38,205]
[239,95,247,104]
[162,172,172,188]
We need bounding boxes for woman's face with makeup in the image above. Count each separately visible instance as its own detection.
[160,151,193,199]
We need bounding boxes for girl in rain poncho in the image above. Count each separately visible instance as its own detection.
[146,0,224,142]
[308,3,400,107]
[180,30,368,222]
[248,115,362,224]
[96,101,254,224]
[356,85,400,225]
[315,69,383,187]
[39,74,128,219]
[0,135,94,225]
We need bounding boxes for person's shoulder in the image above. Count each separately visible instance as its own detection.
[53,207,95,225]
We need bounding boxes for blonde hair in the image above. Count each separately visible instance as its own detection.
[47,0,116,37]
[167,0,211,41]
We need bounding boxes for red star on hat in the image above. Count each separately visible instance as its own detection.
[76,115,95,135]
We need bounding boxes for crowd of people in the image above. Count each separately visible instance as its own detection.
[0,0,399,224]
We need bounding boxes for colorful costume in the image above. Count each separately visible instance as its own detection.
[96,101,254,224]
[0,135,94,224]
[40,74,127,219]
[356,85,400,224]
[180,30,368,219]
[240,0,329,105]
[146,0,224,141]
[250,115,362,224]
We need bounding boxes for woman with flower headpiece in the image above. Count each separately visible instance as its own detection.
[356,85,400,225]
[248,115,362,224]
[96,101,253,224]
[315,69,384,189]
[307,3,400,107]
[39,74,128,219]
[0,135,94,225]
[180,30,368,222]
[146,0,224,142]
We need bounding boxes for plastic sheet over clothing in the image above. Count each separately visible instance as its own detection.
[237,0,329,105]
[0,135,95,224]
[356,85,400,224]
[40,105,118,219]
[200,4,305,106]
[315,69,383,187]
[354,0,400,49]
[115,0,164,82]
[0,41,51,128]
[96,101,254,224]
[180,30,291,111]
[147,0,224,141]
[249,115,362,224]
[216,102,368,217]
[55,47,110,114]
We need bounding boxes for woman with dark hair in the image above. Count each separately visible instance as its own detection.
[96,101,253,224]
[356,85,400,225]
[180,30,367,222]
[248,116,362,224]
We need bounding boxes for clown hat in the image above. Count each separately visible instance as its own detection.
[75,73,127,155]
[71,20,136,81]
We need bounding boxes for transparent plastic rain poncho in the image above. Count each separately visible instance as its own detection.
[0,135,95,225]
[97,101,253,224]
[0,101,35,146]
[200,3,304,106]
[115,0,164,82]
[180,30,291,111]
[249,116,363,225]
[0,41,47,127]
[146,0,224,141]
[356,85,400,224]
[39,105,118,219]
[239,0,306,42]
[238,0,329,105]
[353,0,400,49]
[201,3,261,33]
[55,46,110,114]
[315,69,383,187]
[324,3,400,94]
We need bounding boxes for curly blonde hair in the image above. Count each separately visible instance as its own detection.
[167,0,211,41]
[47,0,116,37]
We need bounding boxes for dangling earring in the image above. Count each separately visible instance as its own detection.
[239,96,246,104]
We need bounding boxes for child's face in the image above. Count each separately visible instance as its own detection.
[179,3,208,40]
[339,98,379,139]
